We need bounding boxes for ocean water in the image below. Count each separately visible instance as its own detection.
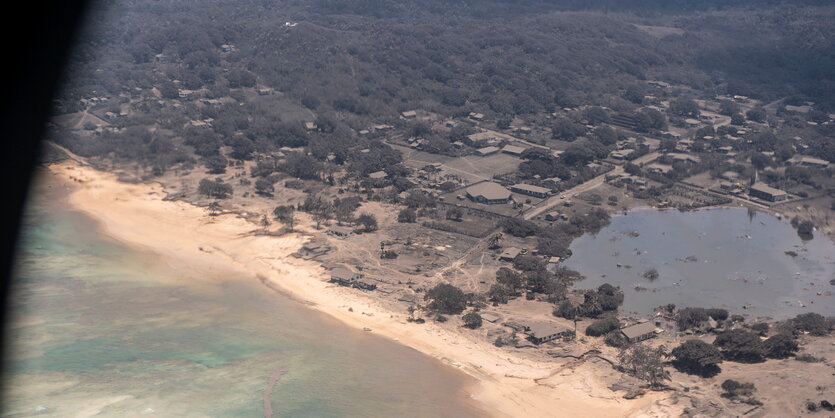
[564,207,835,319]
[2,173,483,417]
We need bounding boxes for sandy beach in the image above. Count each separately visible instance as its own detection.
[47,160,679,417]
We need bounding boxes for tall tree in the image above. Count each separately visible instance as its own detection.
[273,205,295,232]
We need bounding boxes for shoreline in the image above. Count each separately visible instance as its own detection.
[46,161,678,417]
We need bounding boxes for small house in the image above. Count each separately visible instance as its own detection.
[297,241,329,259]
[401,110,417,119]
[368,170,387,180]
[330,268,361,286]
[501,145,526,156]
[545,211,568,222]
[788,155,829,168]
[329,267,376,291]
[610,149,634,160]
[645,163,673,175]
[476,146,500,156]
[499,247,522,262]
[620,322,658,343]
[525,322,572,345]
[480,312,501,323]
[328,226,354,238]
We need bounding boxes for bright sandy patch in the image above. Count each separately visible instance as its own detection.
[49,161,679,417]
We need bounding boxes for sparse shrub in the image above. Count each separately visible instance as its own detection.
[706,308,729,321]
[783,312,831,336]
[749,322,769,336]
[462,311,483,329]
[795,353,825,363]
[713,329,766,363]
[586,317,620,337]
[424,283,467,314]
[721,379,755,398]
[675,307,709,331]
[763,333,798,359]
[397,208,417,223]
[605,330,629,348]
[671,339,723,376]
[554,300,577,320]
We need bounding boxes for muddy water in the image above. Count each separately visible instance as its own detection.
[564,207,835,319]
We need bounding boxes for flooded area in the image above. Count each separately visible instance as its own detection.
[1,173,483,417]
[564,207,835,319]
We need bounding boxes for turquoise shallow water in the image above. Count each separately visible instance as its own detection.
[564,207,835,319]
[2,173,483,417]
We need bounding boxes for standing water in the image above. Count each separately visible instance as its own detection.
[2,171,484,417]
[563,207,835,319]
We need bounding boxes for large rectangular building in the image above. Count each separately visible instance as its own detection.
[511,183,551,198]
[465,181,512,204]
[749,182,788,202]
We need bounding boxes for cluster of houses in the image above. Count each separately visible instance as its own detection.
[490,315,661,346]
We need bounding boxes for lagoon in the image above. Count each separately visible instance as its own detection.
[563,208,835,319]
